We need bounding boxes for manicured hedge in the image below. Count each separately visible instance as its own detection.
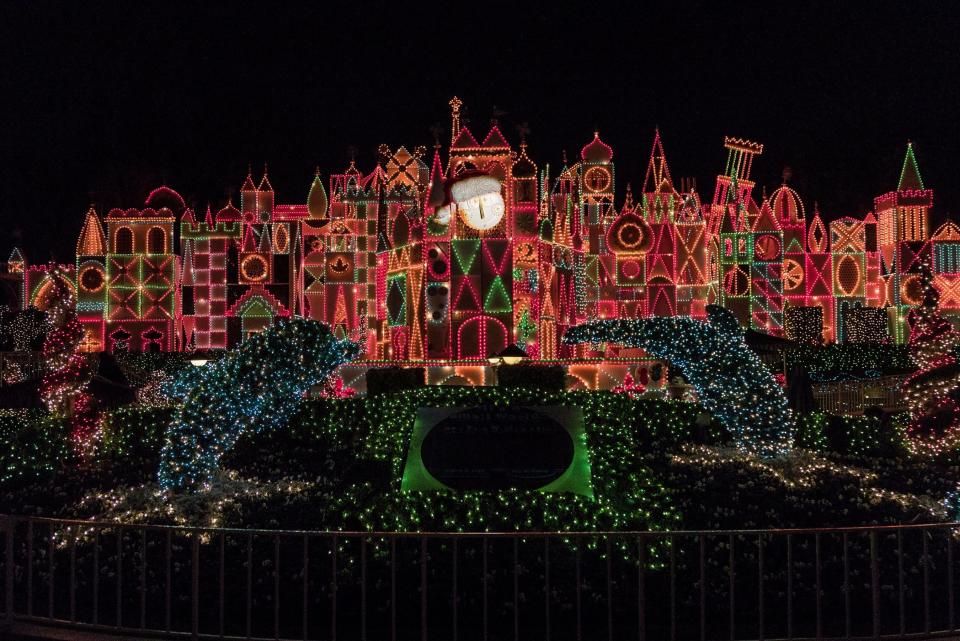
[786,343,912,375]
[795,410,908,456]
[0,409,72,486]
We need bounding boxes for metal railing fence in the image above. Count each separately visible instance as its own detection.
[2,516,960,640]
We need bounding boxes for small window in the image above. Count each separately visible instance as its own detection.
[147,227,166,253]
[114,228,133,254]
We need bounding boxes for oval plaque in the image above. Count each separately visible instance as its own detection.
[420,405,575,490]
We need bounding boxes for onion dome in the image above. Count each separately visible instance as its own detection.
[216,199,242,222]
[768,185,805,223]
[307,168,329,220]
[580,131,613,163]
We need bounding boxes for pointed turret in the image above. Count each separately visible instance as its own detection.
[180,207,195,224]
[449,96,463,144]
[77,206,106,256]
[752,198,780,232]
[307,167,329,221]
[256,164,274,221]
[898,141,925,191]
[426,148,446,209]
[7,247,24,273]
[204,204,214,226]
[241,165,258,218]
[642,129,675,195]
[622,183,635,213]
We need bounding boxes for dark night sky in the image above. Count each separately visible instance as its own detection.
[1,1,958,262]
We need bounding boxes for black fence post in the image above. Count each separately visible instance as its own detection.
[4,516,13,628]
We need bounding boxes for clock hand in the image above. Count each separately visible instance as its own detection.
[478,198,485,220]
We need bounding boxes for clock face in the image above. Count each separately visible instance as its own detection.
[584,166,611,192]
[458,192,505,231]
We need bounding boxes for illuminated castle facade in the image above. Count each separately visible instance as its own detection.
[7,99,960,385]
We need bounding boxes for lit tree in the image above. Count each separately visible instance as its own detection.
[38,267,99,451]
[901,258,960,456]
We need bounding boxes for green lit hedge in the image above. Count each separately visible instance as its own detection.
[0,409,73,486]
[795,410,908,456]
[786,343,913,374]
[338,387,699,538]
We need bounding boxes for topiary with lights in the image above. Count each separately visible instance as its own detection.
[157,318,362,492]
[901,258,960,457]
[563,304,794,458]
[38,267,99,452]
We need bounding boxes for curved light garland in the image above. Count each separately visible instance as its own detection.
[563,304,794,458]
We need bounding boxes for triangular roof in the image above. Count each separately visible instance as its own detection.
[204,204,214,226]
[751,199,780,232]
[180,208,195,224]
[426,149,446,207]
[933,220,960,241]
[451,127,479,149]
[77,206,107,256]
[642,130,675,195]
[258,169,273,193]
[8,247,24,264]
[898,142,924,191]
[241,167,257,192]
[481,125,509,149]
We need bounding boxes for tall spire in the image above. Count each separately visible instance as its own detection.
[642,129,675,195]
[449,96,463,145]
[76,206,106,256]
[898,141,925,191]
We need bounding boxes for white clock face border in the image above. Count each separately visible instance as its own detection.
[458,192,505,231]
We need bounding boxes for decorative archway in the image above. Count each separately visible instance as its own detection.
[563,304,793,458]
[158,318,362,492]
[456,315,509,360]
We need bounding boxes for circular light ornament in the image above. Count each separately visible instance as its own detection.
[621,260,641,279]
[583,166,612,192]
[753,234,781,261]
[782,259,804,292]
[79,265,105,292]
[450,174,504,231]
[618,223,645,250]
[241,254,269,282]
[901,274,924,306]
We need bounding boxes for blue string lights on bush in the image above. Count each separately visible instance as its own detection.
[564,304,794,458]
[158,318,361,492]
